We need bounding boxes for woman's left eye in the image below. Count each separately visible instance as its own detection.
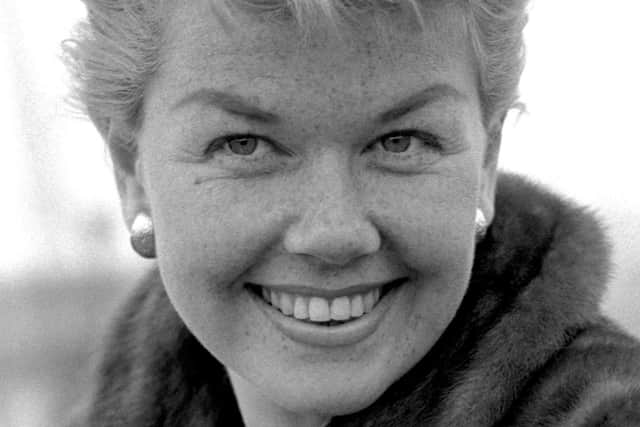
[364,130,445,171]
[370,131,442,155]
[380,134,414,153]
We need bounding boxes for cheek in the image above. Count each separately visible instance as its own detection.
[146,177,289,364]
[380,230,474,390]
[363,168,478,365]
[150,175,285,284]
[372,167,479,273]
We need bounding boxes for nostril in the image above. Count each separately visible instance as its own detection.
[283,220,381,266]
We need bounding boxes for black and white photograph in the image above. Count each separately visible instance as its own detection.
[1,1,639,426]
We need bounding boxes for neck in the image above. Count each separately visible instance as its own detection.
[226,369,330,427]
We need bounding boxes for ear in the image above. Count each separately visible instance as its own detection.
[478,117,504,225]
[104,119,151,231]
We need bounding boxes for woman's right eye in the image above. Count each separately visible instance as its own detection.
[205,134,275,158]
[226,136,258,155]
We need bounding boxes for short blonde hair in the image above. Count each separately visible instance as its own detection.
[63,0,529,166]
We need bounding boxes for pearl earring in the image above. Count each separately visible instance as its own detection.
[130,212,156,258]
[475,208,489,241]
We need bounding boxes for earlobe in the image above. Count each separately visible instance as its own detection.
[479,124,502,226]
[479,170,497,227]
[105,120,151,230]
[115,158,150,230]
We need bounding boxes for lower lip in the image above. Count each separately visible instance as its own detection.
[247,280,407,348]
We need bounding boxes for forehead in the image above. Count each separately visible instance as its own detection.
[152,0,477,117]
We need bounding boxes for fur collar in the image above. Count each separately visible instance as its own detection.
[86,172,613,426]
[333,172,611,426]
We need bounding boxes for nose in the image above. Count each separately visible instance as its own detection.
[283,156,381,267]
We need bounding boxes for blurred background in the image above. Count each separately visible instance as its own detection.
[1,1,639,426]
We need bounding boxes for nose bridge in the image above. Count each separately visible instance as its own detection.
[309,177,357,235]
[309,152,357,220]
[284,150,380,266]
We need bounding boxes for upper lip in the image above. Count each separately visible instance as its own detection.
[246,277,407,299]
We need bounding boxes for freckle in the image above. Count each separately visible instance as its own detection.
[194,177,203,185]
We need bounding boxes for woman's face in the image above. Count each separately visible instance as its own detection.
[131,0,494,419]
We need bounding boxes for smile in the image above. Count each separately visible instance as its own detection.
[246,278,407,327]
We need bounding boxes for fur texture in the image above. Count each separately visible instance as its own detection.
[76,173,640,426]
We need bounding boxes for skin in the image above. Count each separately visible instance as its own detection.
[112,1,500,426]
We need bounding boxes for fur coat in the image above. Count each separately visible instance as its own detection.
[78,173,640,426]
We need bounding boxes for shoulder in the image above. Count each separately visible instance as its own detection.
[397,174,640,426]
[81,268,238,426]
[483,174,640,426]
[505,320,640,426]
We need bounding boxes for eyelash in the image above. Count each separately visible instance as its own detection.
[204,130,443,157]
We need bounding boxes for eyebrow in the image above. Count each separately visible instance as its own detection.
[171,83,467,125]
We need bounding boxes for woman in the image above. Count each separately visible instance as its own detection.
[64,0,640,426]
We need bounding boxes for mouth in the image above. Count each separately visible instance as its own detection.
[245,278,408,327]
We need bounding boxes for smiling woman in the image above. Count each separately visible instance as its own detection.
[61,1,640,426]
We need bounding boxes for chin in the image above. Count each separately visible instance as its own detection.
[275,372,392,418]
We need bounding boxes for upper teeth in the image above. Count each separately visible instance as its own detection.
[261,287,381,322]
